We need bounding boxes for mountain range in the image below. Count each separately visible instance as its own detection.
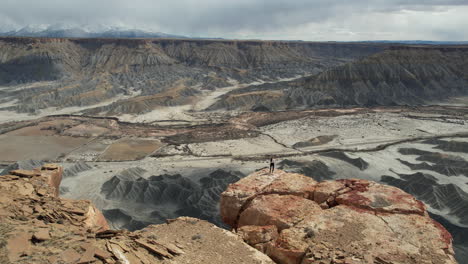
[0,25,187,39]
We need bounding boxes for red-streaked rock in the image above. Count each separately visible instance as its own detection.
[313,180,347,204]
[238,225,279,245]
[239,194,321,231]
[335,180,426,215]
[221,169,457,264]
[266,235,308,264]
[220,169,317,227]
[270,204,456,264]
[220,169,279,227]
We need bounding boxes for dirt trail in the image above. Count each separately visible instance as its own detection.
[145,132,468,162]
[234,132,468,161]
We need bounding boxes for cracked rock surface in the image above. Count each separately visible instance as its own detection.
[221,169,457,264]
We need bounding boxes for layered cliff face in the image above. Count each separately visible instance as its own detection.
[211,46,468,111]
[221,169,457,264]
[1,38,467,116]
[0,165,275,263]
[288,47,468,108]
[0,37,383,114]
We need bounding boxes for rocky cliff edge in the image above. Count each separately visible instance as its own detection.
[0,165,274,264]
[221,169,457,264]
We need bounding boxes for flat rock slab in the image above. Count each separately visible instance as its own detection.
[7,232,32,261]
[10,169,38,178]
[33,229,51,241]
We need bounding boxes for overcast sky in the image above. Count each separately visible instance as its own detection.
[1,0,468,40]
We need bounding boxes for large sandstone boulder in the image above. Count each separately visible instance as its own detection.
[221,169,316,227]
[221,169,457,264]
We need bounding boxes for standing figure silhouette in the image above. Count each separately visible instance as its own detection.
[269,157,275,174]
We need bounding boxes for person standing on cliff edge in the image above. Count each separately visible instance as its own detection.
[269,157,275,174]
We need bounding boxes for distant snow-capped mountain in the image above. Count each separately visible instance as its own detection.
[0,25,187,39]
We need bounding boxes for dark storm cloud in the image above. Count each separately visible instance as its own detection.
[0,0,467,40]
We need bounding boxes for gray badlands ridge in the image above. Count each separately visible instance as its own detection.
[0,37,467,115]
[100,167,243,230]
[210,47,468,110]
[0,37,404,115]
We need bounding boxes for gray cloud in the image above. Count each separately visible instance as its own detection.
[0,0,467,40]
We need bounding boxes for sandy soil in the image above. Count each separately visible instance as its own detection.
[97,138,163,161]
[64,124,110,137]
[64,138,114,162]
[117,105,197,124]
[0,135,90,162]
[4,119,79,136]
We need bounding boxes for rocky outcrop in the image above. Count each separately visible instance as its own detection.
[381,170,468,262]
[0,165,274,263]
[1,165,109,232]
[9,164,62,197]
[221,169,457,264]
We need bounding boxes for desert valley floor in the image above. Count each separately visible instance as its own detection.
[1,99,468,261]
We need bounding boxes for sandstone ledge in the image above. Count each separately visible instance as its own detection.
[221,169,457,264]
[0,166,274,264]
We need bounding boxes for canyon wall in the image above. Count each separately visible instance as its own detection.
[0,37,383,114]
[210,46,468,111]
[287,46,468,108]
[1,38,467,115]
